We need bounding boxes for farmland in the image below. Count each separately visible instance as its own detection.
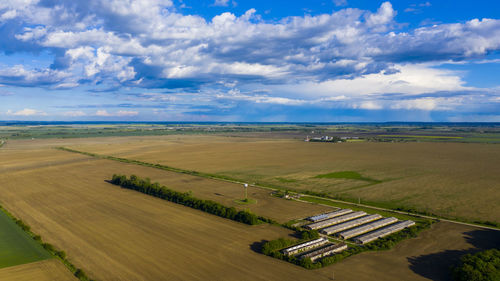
[0,143,336,280]
[0,207,52,269]
[65,134,500,224]
[0,259,77,281]
[0,129,498,280]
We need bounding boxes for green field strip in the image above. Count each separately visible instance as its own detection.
[314,171,382,183]
[0,209,52,269]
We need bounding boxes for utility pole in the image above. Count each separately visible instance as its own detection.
[244,183,248,201]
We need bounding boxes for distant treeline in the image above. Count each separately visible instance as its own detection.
[110,174,265,225]
[0,205,93,281]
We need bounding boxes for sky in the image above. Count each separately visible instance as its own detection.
[0,0,499,122]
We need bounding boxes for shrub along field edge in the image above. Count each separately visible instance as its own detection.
[0,205,94,281]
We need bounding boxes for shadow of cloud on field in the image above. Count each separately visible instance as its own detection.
[407,229,500,281]
[408,249,472,281]
[463,229,500,250]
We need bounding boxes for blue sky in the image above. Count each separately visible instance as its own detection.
[0,0,499,122]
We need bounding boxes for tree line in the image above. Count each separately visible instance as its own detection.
[110,174,261,225]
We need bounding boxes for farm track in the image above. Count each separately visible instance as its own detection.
[58,147,500,232]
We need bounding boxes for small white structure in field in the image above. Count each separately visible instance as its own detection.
[353,220,415,244]
[298,243,348,262]
[281,237,329,255]
[305,211,367,230]
[306,209,353,222]
[337,217,398,239]
[320,214,383,235]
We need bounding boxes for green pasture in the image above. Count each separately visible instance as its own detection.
[0,210,52,269]
[314,171,381,183]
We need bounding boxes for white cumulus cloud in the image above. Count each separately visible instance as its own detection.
[6,108,47,116]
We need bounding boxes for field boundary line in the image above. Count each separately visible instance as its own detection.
[56,146,500,232]
[0,204,94,281]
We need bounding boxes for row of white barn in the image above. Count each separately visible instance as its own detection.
[305,209,415,244]
[281,237,348,261]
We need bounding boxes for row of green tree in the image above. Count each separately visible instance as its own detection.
[110,174,261,225]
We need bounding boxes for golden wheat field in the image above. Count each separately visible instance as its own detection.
[1,139,332,223]
[0,259,77,281]
[0,142,331,280]
[64,134,500,224]
[0,138,498,280]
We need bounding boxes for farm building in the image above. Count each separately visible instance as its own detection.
[306,209,353,222]
[337,217,398,240]
[353,220,416,244]
[305,211,367,230]
[320,214,383,235]
[281,237,329,255]
[298,243,348,262]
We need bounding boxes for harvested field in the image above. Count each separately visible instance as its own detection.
[0,139,498,280]
[0,259,77,281]
[0,145,332,280]
[0,144,329,224]
[64,135,500,223]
